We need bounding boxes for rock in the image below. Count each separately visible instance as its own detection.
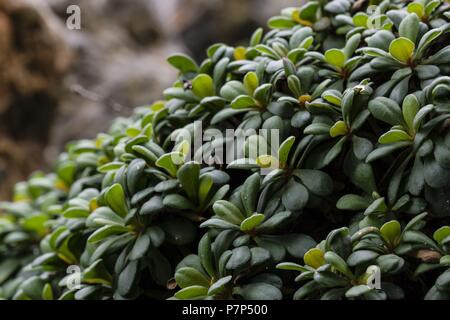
[0,0,71,199]
[150,0,300,60]
[0,0,300,199]
[45,0,180,152]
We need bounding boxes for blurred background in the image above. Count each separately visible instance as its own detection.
[0,0,300,199]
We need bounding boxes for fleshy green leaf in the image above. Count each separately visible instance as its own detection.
[231,95,258,109]
[378,130,412,144]
[243,72,259,95]
[433,226,450,244]
[304,248,325,269]
[389,37,415,63]
[240,213,265,231]
[175,285,208,299]
[380,220,401,246]
[213,200,245,225]
[399,13,420,43]
[192,74,214,98]
[177,162,200,203]
[324,49,346,68]
[105,184,128,218]
[278,136,295,166]
[329,121,348,138]
[336,194,370,211]
[167,53,198,74]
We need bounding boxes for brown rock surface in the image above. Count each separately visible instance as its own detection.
[0,0,71,199]
[0,0,300,199]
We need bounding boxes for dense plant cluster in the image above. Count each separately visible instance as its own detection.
[1,0,450,300]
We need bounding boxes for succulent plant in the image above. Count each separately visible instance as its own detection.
[1,0,450,300]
